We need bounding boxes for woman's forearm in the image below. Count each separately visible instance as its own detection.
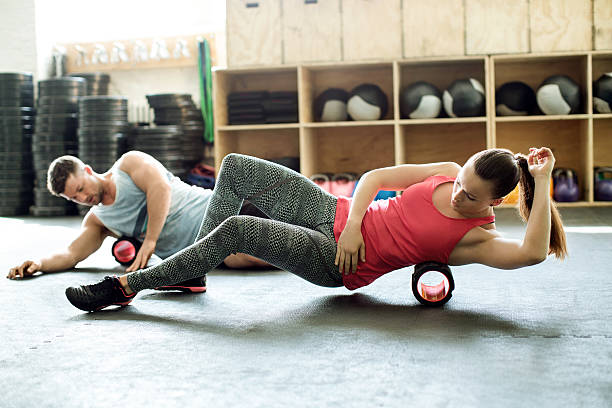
[345,170,381,228]
[522,176,552,260]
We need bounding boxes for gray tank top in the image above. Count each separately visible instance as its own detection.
[91,163,211,258]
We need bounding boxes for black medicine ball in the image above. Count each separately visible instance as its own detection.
[347,83,388,121]
[536,75,581,115]
[400,81,442,119]
[443,78,485,117]
[496,81,536,116]
[314,88,349,122]
[593,73,612,114]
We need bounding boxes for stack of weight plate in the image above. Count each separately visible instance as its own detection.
[129,126,186,178]
[31,77,86,216]
[0,72,35,216]
[145,93,206,179]
[69,72,110,95]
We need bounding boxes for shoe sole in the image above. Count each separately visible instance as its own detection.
[93,299,134,311]
[154,285,207,293]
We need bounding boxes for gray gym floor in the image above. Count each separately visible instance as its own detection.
[1,207,611,408]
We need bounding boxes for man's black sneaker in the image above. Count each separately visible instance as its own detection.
[154,275,207,293]
[65,276,136,312]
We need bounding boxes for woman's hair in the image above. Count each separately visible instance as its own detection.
[47,155,86,197]
[471,148,567,259]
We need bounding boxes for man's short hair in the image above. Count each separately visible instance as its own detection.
[47,155,86,196]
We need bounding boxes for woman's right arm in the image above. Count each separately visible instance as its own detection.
[335,162,459,274]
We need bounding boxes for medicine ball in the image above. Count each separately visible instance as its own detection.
[347,83,388,121]
[495,81,536,116]
[443,78,485,117]
[536,75,581,115]
[314,88,349,121]
[400,81,442,119]
[111,236,142,266]
[593,73,612,114]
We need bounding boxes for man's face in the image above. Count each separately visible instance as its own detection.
[61,168,103,206]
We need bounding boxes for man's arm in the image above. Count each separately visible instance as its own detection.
[118,151,172,272]
[7,212,111,279]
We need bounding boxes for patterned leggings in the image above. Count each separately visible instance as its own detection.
[127,153,343,292]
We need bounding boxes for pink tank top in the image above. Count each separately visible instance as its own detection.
[333,175,495,290]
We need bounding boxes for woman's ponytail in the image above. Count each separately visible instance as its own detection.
[514,153,567,259]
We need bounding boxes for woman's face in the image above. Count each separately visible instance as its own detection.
[451,161,498,215]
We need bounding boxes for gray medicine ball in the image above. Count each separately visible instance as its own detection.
[443,78,485,117]
[536,75,581,115]
[314,88,348,122]
[593,73,612,114]
[495,81,536,116]
[400,81,442,119]
[347,83,388,121]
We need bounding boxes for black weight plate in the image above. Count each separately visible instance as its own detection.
[77,129,127,138]
[39,77,86,87]
[0,97,34,107]
[133,125,181,134]
[78,137,126,148]
[36,112,78,120]
[29,205,77,217]
[0,72,33,81]
[0,206,31,216]
[33,133,76,143]
[38,88,86,98]
[0,177,33,188]
[69,72,110,82]
[79,95,125,103]
[36,104,78,115]
[0,107,35,116]
[37,96,81,106]
[79,116,128,125]
[32,141,78,151]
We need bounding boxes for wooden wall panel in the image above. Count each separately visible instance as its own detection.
[227,0,282,67]
[530,0,592,52]
[402,0,464,57]
[283,0,341,63]
[465,0,528,55]
[595,0,612,50]
[342,0,402,61]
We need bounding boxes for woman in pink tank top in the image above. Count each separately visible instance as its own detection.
[336,146,567,290]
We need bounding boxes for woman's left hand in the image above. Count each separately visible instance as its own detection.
[527,147,555,179]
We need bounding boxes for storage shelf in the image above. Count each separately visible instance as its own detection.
[303,120,395,128]
[217,123,300,131]
[593,114,612,120]
[213,51,612,206]
[398,117,487,125]
[495,114,590,122]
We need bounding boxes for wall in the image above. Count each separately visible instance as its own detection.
[0,0,37,74]
[34,0,226,111]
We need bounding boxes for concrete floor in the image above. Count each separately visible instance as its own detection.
[1,207,611,408]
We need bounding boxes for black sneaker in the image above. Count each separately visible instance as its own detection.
[65,276,136,312]
[154,275,207,293]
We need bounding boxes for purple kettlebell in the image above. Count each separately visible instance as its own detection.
[553,168,580,202]
[595,167,612,201]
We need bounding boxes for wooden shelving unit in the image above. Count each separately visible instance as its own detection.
[213,52,612,206]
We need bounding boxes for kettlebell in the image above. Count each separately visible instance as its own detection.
[553,168,580,202]
[111,236,142,266]
[595,167,612,201]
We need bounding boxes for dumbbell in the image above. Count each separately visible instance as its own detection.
[412,261,455,307]
[111,236,142,266]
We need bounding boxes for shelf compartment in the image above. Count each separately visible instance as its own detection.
[592,52,612,116]
[593,119,612,168]
[397,57,488,120]
[299,62,394,123]
[398,122,487,165]
[496,119,590,201]
[491,53,590,116]
[300,125,395,178]
[214,128,299,172]
[495,114,590,122]
[213,67,299,127]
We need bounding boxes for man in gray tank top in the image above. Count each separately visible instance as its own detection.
[7,151,269,291]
